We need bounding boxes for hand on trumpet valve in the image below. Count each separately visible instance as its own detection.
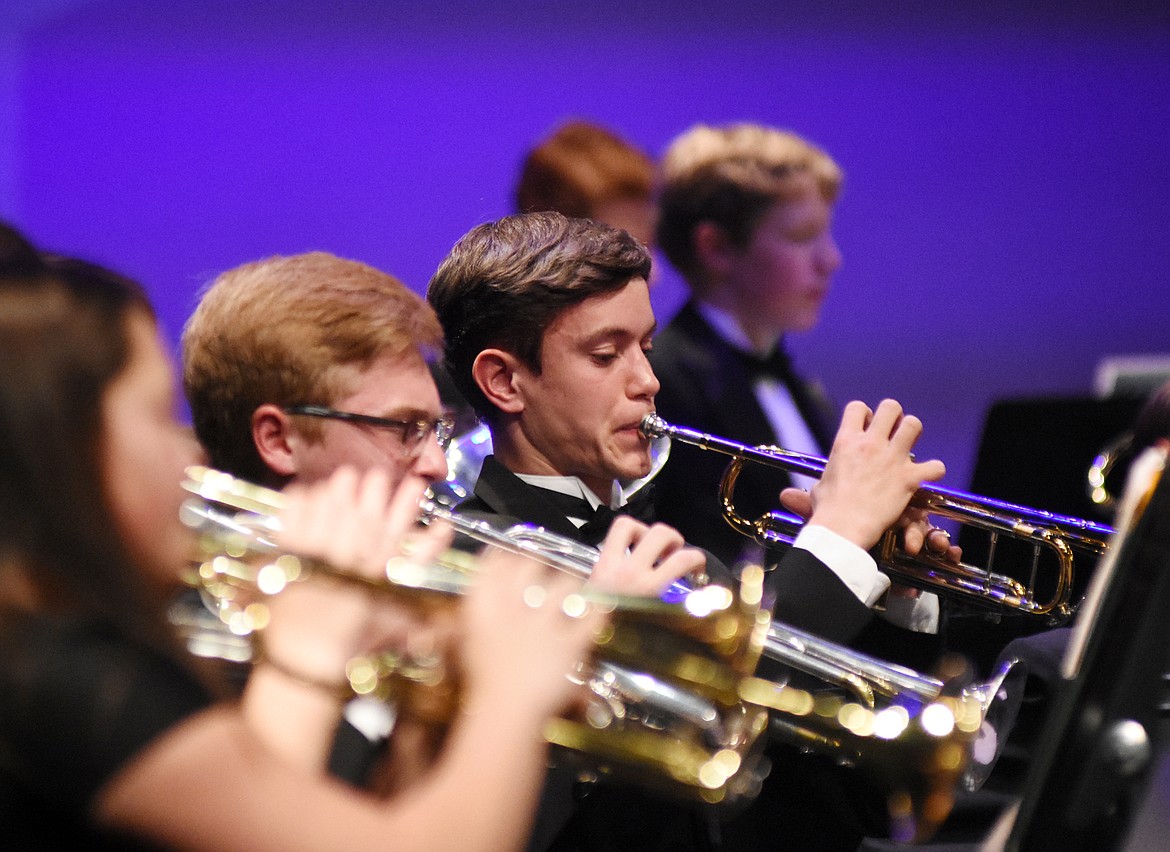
[589,515,709,597]
[808,399,947,551]
[778,485,813,520]
[889,514,961,602]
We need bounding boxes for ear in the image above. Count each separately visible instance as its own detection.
[692,220,738,278]
[472,348,526,415]
[251,403,299,478]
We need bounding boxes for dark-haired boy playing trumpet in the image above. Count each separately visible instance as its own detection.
[427,211,957,851]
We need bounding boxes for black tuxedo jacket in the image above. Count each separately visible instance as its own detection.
[649,300,838,571]
[457,455,724,852]
[460,456,910,850]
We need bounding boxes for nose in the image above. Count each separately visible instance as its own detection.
[412,433,450,484]
[630,347,660,401]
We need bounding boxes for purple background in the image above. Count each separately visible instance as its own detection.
[2,0,1168,492]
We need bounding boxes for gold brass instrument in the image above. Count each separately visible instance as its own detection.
[736,672,985,844]
[179,466,984,837]
[180,465,772,804]
[640,413,1114,621]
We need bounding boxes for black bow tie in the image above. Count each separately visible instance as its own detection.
[536,485,657,546]
[739,346,795,382]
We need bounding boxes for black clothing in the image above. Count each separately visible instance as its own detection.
[460,456,927,851]
[0,612,213,850]
[650,300,837,572]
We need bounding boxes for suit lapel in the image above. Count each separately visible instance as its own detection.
[471,456,584,540]
[670,303,778,446]
[670,302,836,452]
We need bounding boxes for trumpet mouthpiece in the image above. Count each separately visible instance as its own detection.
[640,412,667,438]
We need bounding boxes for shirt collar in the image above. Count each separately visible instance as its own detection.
[513,473,623,510]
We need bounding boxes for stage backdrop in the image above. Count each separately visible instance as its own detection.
[2,0,1167,492]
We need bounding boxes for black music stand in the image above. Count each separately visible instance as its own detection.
[1003,450,1170,851]
[965,395,1145,529]
[949,395,1145,673]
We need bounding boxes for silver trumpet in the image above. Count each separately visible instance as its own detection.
[414,490,1020,792]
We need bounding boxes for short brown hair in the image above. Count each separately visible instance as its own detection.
[182,252,442,482]
[427,212,651,421]
[516,120,655,219]
[657,123,843,281]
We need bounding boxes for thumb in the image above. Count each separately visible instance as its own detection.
[779,487,813,520]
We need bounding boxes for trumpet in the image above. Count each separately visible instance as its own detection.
[640,413,1114,621]
[178,465,982,838]
[432,503,985,700]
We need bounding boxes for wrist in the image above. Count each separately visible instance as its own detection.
[806,510,880,550]
[253,636,353,701]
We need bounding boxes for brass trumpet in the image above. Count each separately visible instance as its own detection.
[640,413,1114,621]
[178,466,983,837]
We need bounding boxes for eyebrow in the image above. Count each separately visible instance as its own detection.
[582,320,658,345]
[371,405,446,421]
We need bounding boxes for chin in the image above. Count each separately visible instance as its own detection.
[616,456,652,481]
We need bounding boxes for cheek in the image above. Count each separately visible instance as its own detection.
[104,425,194,582]
[758,253,819,301]
[760,249,806,288]
[581,394,619,443]
[301,432,404,484]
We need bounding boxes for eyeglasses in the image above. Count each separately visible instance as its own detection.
[284,404,457,453]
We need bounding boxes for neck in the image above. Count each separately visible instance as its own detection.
[492,432,615,507]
